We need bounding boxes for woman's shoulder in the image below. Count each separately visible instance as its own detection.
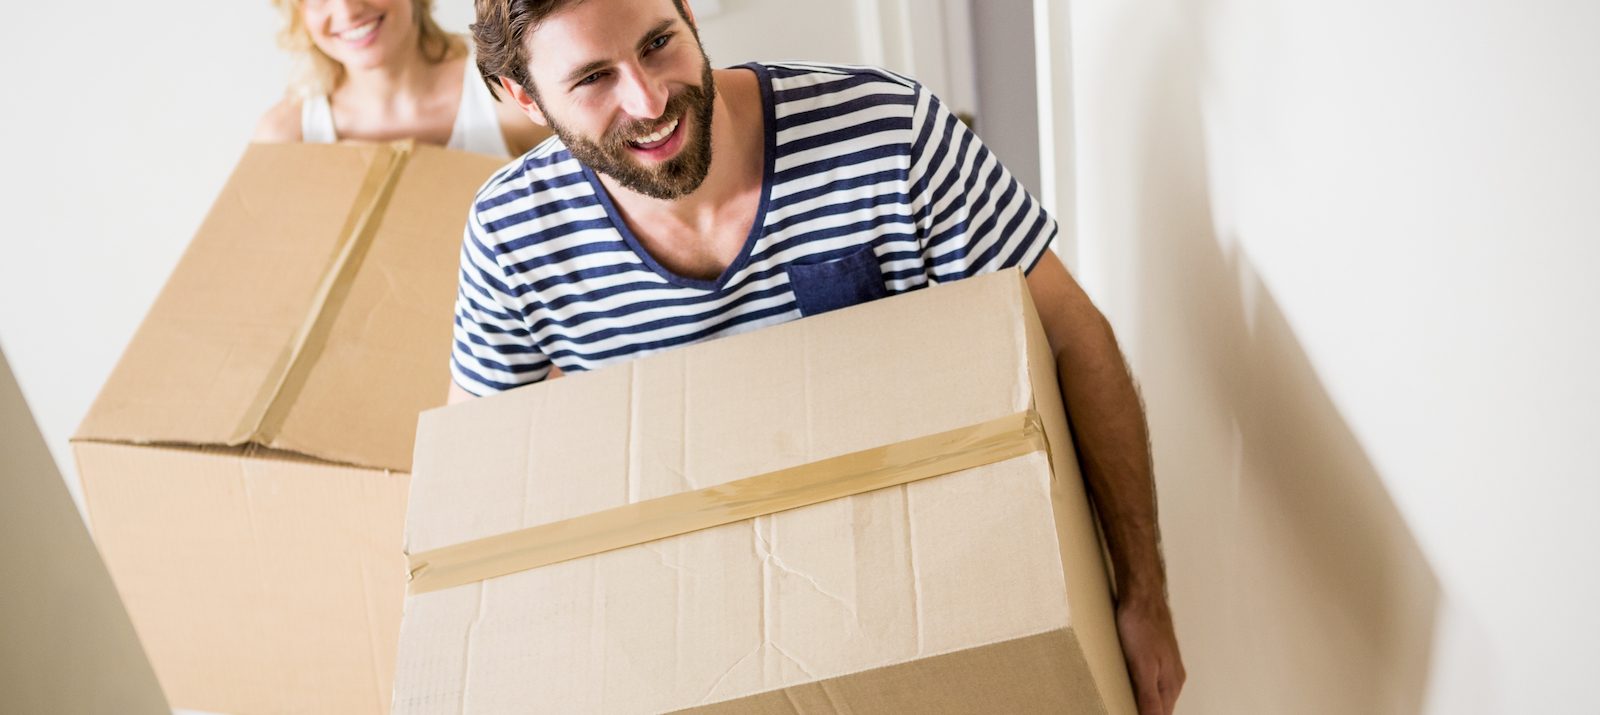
[252,93,305,143]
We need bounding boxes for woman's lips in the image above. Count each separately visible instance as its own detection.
[336,15,384,48]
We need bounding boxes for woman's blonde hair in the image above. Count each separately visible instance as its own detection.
[273,0,464,96]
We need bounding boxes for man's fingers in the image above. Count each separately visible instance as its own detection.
[1159,666,1181,714]
[1157,658,1186,714]
[1133,660,1165,715]
[1115,602,1183,714]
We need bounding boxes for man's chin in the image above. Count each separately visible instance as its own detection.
[613,170,705,201]
[561,84,714,199]
[593,140,710,200]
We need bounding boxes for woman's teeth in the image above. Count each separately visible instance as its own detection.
[630,118,679,147]
[339,18,381,42]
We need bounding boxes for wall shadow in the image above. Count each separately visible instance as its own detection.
[1085,5,1445,712]
[0,346,170,713]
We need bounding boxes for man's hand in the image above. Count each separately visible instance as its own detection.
[1117,595,1185,714]
[447,381,477,404]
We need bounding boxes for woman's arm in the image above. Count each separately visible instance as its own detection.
[252,96,303,143]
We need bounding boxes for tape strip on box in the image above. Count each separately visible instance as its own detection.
[407,409,1049,595]
[233,140,417,446]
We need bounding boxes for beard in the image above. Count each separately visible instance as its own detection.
[547,56,717,201]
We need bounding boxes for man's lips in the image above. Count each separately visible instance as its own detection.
[624,115,687,161]
[627,117,681,150]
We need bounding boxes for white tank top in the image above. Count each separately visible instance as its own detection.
[300,51,511,157]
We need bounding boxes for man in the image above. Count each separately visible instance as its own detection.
[448,0,1185,712]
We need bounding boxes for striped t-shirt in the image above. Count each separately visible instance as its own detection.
[451,61,1057,395]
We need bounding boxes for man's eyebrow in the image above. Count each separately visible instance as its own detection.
[633,19,676,53]
[560,18,679,88]
[562,59,610,87]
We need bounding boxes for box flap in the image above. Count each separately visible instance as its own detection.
[77,440,408,714]
[75,142,504,472]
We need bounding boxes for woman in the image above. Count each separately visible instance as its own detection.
[254,0,545,156]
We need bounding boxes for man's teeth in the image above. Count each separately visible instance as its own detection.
[340,19,380,41]
[632,118,679,145]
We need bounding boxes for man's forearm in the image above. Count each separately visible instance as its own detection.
[1053,314,1166,603]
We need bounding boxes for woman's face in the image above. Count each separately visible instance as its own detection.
[300,0,417,71]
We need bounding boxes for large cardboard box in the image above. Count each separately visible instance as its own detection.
[396,270,1137,713]
[72,141,505,715]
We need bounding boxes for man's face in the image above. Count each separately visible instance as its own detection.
[522,0,716,201]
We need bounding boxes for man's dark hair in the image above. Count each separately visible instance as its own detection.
[472,0,691,102]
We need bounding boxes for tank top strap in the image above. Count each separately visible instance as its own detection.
[447,51,512,157]
[300,93,338,144]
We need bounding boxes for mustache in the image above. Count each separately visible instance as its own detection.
[601,86,706,147]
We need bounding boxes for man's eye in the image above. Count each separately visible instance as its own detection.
[647,34,671,52]
[576,72,604,87]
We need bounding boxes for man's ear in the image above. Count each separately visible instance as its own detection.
[681,0,697,29]
[498,76,549,127]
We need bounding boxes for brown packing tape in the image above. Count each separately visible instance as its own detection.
[231,140,417,446]
[407,409,1050,595]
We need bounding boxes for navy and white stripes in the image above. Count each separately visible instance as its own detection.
[451,62,1056,395]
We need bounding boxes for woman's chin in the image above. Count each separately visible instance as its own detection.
[341,53,391,71]
[313,41,395,74]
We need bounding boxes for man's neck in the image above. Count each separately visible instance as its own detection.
[598,68,764,236]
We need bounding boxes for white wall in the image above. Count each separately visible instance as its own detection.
[1069,0,1600,712]
[691,0,867,67]
[0,1,291,512]
[695,0,980,117]
[971,1,1042,195]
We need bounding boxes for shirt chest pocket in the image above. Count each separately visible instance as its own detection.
[784,244,890,317]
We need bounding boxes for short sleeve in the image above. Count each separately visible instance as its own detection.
[906,84,1058,281]
[449,212,553,396]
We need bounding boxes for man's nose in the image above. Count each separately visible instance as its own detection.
[616,65,669,121]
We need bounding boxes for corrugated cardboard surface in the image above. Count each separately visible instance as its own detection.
[265,145,506,470]
[680,630,1100,714]
[72,142,506,714]
[396,271,1136,713]
[75,142,504,472]
[77,441,407,715]
[1,349,168,715]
